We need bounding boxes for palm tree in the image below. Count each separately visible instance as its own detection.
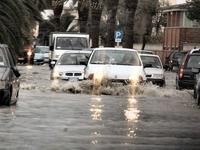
[122,0,138,48]
[78,0,90,32]
[0,0,48,54]
[104,0,119,47]
[89,0,104,48]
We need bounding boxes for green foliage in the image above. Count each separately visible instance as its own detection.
[187,0,200,22]
[0,0,47,54]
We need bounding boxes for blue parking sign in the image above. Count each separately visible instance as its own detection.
[115,31,123,43]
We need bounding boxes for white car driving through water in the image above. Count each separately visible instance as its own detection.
[51,51,92,80]
[84,47,146,85]
[140,54,165,87]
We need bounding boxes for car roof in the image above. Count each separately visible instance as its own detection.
[190,48,200,54]
[93,47,137,52]
[139,53,160,58]
[61,50,92,55]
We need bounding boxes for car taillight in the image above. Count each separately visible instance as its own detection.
[179,65,184,79]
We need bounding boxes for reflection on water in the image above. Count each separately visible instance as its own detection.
[90,96,103,145]
[124,97,140,138]
[0,106,16,123]
[90,97,103,121]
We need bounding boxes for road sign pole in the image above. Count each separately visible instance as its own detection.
[117,42,120,47]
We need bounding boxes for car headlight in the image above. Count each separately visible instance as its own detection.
[53,71,59,78]
[59,72,63,76]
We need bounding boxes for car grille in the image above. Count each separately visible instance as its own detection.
[65,73,82,77]
[74,73,82,76]
[146,75,152,77]
[65,73,73,76]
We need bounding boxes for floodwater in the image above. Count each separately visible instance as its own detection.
[0,65,200,150]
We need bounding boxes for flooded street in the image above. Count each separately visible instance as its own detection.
[0,65,200,149]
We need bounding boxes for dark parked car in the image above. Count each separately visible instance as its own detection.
[0,44,20,106]
[176,50,200,90]
[164,50,187,71]
[192,68,200,105]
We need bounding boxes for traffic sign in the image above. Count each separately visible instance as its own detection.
[115,31,123,43]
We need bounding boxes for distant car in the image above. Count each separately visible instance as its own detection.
[34,46,49,64]
[176,50,200,90]
[51,51,91,80]
[137,50,154,54]
[164,50,187,71]
[84,47,146,84]
[0,44,20,106]
[140,54,165,87]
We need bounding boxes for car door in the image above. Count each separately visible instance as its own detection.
[5,46,20,101]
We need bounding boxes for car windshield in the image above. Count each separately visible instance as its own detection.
[186,55,200,68]
[57,53,90,65]
[0,50,7,66]
[56,37,88,50]
[90,50,141,66]
[35,46,49,53]
[141,56,162,68]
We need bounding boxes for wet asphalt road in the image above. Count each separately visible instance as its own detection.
[0,65,200,150]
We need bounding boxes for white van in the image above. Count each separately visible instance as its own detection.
[49,32,90,68]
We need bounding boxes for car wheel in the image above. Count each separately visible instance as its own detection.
[2,88,12,106]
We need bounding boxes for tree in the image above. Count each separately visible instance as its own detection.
[0,0,48,54]
[89,0,104,47]
[78,0,90,32]
[104,0,119,47]
[187,0,200,22]
[122,0,138,48]
[135,0,158,50]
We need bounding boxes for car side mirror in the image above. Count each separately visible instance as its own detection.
[144,64,152,68]
[192,68,200,74]
[12,67,20,77]
[50,45,54,51]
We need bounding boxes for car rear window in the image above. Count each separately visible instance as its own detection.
[186,55,200,68]
[141,56,162,68]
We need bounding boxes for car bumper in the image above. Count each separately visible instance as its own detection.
[177,79,195,89]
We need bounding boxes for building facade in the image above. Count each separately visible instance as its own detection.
[163,3,200,51]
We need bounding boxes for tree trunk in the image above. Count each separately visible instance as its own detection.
[78,0,89,33]
[122,0,138,48]
[53,0,64,31]
[89,0,104,48]
[104,0,119,47]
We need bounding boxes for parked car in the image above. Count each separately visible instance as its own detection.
[33,46,49,64]
[140,54,165,87]
[51,51,91,80]
[164,50,187,71]
[192,68,200,105]
[176,50,200,90]
[0,44,20,106]
[84,47,146,84]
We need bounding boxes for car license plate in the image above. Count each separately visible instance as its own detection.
[69,77,78,81]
